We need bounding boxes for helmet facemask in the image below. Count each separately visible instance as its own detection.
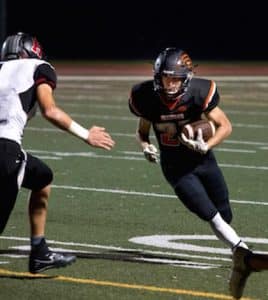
[153,47,194,102]
[161,73,193,101]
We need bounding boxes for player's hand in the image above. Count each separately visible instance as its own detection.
[143,144,158,163]
[87,126,115,150]
[181,129,208,154]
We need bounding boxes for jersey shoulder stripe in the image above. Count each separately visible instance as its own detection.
[203,80,216,110]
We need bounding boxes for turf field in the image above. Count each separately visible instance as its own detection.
[1,70,268,300]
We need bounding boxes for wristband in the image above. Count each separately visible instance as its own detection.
[69,121,89,140]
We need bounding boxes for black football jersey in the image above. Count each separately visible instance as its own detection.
[129,77,219,160]
[0,58,57,144]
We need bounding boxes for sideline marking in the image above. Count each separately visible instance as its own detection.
[0,268,254,300]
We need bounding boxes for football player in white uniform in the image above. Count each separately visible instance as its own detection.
[0,32,115,273]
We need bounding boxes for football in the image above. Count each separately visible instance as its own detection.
[181,119,216,142]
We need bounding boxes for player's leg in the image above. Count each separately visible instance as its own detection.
[22,154,76,273]
[198,158,232,223]
[174,171,250,299]
[0,180,19,234]
[0,139,21,234]
[28,184,51,238]
[196,156,248,248]
[198,158,253,298]
[22,154,53,239]
[161,159,245,248]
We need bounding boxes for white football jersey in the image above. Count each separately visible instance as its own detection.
[0,58,57,144]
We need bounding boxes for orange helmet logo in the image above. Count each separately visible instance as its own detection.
[177,53,193,70]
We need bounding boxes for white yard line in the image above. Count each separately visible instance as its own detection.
[25,148,268,169]
[50,184,268,206]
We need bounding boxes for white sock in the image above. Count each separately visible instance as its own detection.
[210,212,248,250]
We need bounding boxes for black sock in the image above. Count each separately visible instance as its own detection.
[31,236,45,248]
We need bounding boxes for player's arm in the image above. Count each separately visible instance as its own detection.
[136,117,158,163]
[136,117,152,149]
[205,106,232,149]
[180,107,232,154]
[36,83,115,150]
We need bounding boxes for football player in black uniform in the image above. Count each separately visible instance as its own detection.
[128,47,249,298]
[0,32,115,273]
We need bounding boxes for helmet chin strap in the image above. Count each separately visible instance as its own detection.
[181,72,193,92]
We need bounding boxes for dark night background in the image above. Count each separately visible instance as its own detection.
[2,1,268,61]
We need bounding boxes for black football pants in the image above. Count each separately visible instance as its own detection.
[0,138,53,234]
[161,153,232,223]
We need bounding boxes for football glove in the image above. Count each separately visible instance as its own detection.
[143,144,158,163]
[181,128,209,154]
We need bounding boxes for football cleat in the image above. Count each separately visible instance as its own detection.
[229,246,252,299]
[29,240,76,274]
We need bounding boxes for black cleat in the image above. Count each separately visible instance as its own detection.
[229,247,252,299]
[29,240,76,274]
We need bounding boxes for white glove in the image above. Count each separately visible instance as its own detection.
[143,144,158,163]
[181,129,209,154]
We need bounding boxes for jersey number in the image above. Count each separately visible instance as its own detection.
[155,123,180,146]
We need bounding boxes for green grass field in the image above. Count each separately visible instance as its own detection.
[1,71,268,300]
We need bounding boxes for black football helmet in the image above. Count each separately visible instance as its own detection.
[153,47,194,100]
[1,32,44,61]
